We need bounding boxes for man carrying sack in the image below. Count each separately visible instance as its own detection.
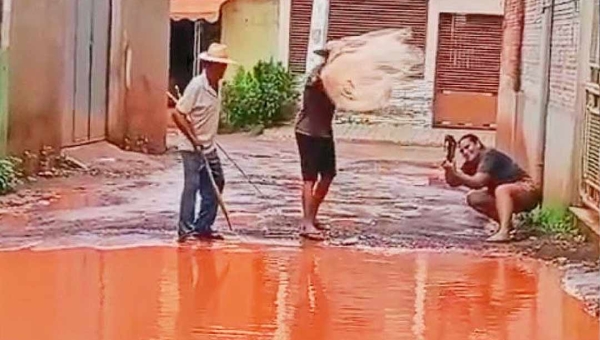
[295,48,337,241]
[171,43,236,242]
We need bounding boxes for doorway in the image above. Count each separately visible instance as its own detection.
[66,0,110,146]
[169,18,221,106]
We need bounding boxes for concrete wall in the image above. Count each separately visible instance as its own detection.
[0,49,7,156]
[0,0,10,155]
[107,0,169,153]
[221,0,280,80]
[277,0,291,65]
[496,0,524,156]
[2,0,168,157]
[497,0,587,206]
[7,0,73,154]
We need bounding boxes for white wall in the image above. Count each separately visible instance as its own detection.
[278,0,291,64]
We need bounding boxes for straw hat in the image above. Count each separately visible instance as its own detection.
[198,43,237,64]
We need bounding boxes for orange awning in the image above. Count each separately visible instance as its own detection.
[170,0,229,23]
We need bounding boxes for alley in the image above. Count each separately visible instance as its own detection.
[0,133,487,250]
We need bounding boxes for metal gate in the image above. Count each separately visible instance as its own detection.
[327,0,428,51]
[289,0,313,74]
[433,13,503,129]
[581,0,600,212]
[67,0,110,146]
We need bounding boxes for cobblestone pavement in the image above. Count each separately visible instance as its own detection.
[261,121,496,147]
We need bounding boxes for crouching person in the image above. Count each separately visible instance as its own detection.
[442,134,541,242]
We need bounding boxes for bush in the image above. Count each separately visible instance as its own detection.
[222,59,300,130]
[520,206,577,236]
[0,157,22,195]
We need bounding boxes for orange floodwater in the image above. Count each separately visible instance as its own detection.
[0,245,597,340]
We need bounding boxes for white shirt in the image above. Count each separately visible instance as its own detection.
[175,72,220,153]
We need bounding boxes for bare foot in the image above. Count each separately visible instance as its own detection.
[486,229,511,243]
[300,220,325,240]
[314,219,331,231]
[484,221,500,234]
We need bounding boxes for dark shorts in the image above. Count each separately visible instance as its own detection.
[295,132,336,181]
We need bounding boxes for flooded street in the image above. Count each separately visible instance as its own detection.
[0,135,598,338]
[0,244,597,340]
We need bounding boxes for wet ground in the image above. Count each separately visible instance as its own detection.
[0,134,501,249]
[0,244,597,340]
[0,132,598,328]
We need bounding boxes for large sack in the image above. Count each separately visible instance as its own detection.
[320,28,424,112]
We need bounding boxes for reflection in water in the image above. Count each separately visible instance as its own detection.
[0,246,597,340]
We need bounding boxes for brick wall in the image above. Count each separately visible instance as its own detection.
[517,0,582,204]
[548,0,580,110]
[521,0,580,108]
[521,0,543,91]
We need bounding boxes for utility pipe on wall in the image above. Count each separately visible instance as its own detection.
[536,0,555,200]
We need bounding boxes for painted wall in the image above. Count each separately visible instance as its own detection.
[7,0,73,154]
[107,0,169,154]
[0,49,8,156]
[221,0,280,80]
[6,0,168,156]
[496,0,524,156]
[0,0,9,155]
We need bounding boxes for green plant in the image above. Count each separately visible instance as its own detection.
[222,59,299,130]
[520,206,577,236]
[0,157,22,195]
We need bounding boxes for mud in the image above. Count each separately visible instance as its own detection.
[0,245,597,340]
[0,132,598,317]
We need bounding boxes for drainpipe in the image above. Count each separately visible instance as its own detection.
[536,0,555,198]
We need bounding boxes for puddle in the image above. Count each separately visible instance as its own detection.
[0,245,597,340]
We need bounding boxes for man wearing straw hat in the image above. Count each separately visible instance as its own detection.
[295,47,337,241]
[171,43,236,242]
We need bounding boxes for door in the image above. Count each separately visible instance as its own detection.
[69,0,110,146]
[433,13,503,129]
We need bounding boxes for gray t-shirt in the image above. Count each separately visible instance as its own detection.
[175,72,219,153]
[470,148,528,189]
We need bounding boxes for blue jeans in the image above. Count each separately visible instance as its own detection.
[179,150,225,236]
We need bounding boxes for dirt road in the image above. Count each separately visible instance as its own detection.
[0,132,597,316]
